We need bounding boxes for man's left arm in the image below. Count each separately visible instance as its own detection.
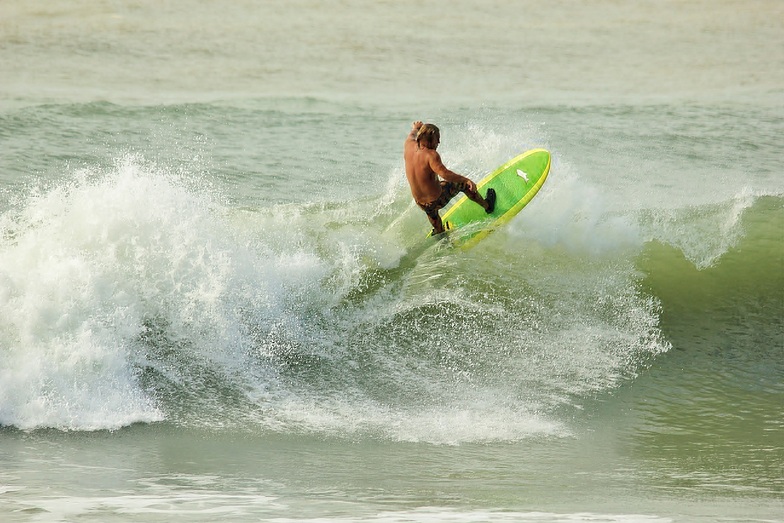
[430,153,477,192]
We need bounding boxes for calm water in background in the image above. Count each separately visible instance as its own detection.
[1,1,782,521]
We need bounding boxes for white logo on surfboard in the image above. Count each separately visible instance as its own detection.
[517,169,530,182]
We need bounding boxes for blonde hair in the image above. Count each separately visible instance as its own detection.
[415,123,440,143]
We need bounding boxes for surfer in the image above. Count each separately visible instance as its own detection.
[404,121,495,234]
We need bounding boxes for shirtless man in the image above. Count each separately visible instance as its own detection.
[404,121,495,234]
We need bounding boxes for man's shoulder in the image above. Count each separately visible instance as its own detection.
[404,138,419,155]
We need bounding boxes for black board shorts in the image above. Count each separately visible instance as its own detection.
[417,181,474,222]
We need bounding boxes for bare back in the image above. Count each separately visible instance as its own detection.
[404,139,444,205]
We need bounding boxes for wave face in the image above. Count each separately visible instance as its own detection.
[3,151,778,443]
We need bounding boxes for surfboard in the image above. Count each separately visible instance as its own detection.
[428,148,551,249]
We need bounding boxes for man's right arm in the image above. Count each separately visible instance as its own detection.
[407,121,423,141]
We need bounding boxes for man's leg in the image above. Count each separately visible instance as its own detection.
[463,186,496,214]
[426,208,445,234]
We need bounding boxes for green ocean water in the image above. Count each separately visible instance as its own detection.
[1,1,782,521]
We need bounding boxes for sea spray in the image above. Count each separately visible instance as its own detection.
[0,155,284,430]
[1,151,676,443]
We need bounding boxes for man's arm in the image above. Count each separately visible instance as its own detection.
[407,121,423,141]
[429,152,477,192]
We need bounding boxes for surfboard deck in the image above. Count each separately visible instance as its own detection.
[428,148,551,249]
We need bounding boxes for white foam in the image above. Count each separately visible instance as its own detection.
[503,157,643,257]
[0,155,284,430]
[272,393,568,445]
[0,153,671,439]
[639,187,761,269]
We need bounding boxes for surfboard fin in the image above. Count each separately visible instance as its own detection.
[429,221,453,237]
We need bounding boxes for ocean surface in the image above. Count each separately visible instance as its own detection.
[1,1,782,521]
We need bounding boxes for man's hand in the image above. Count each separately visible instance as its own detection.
[408,121,424,141]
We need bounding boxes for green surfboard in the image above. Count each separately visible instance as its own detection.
[430,148,551,249]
